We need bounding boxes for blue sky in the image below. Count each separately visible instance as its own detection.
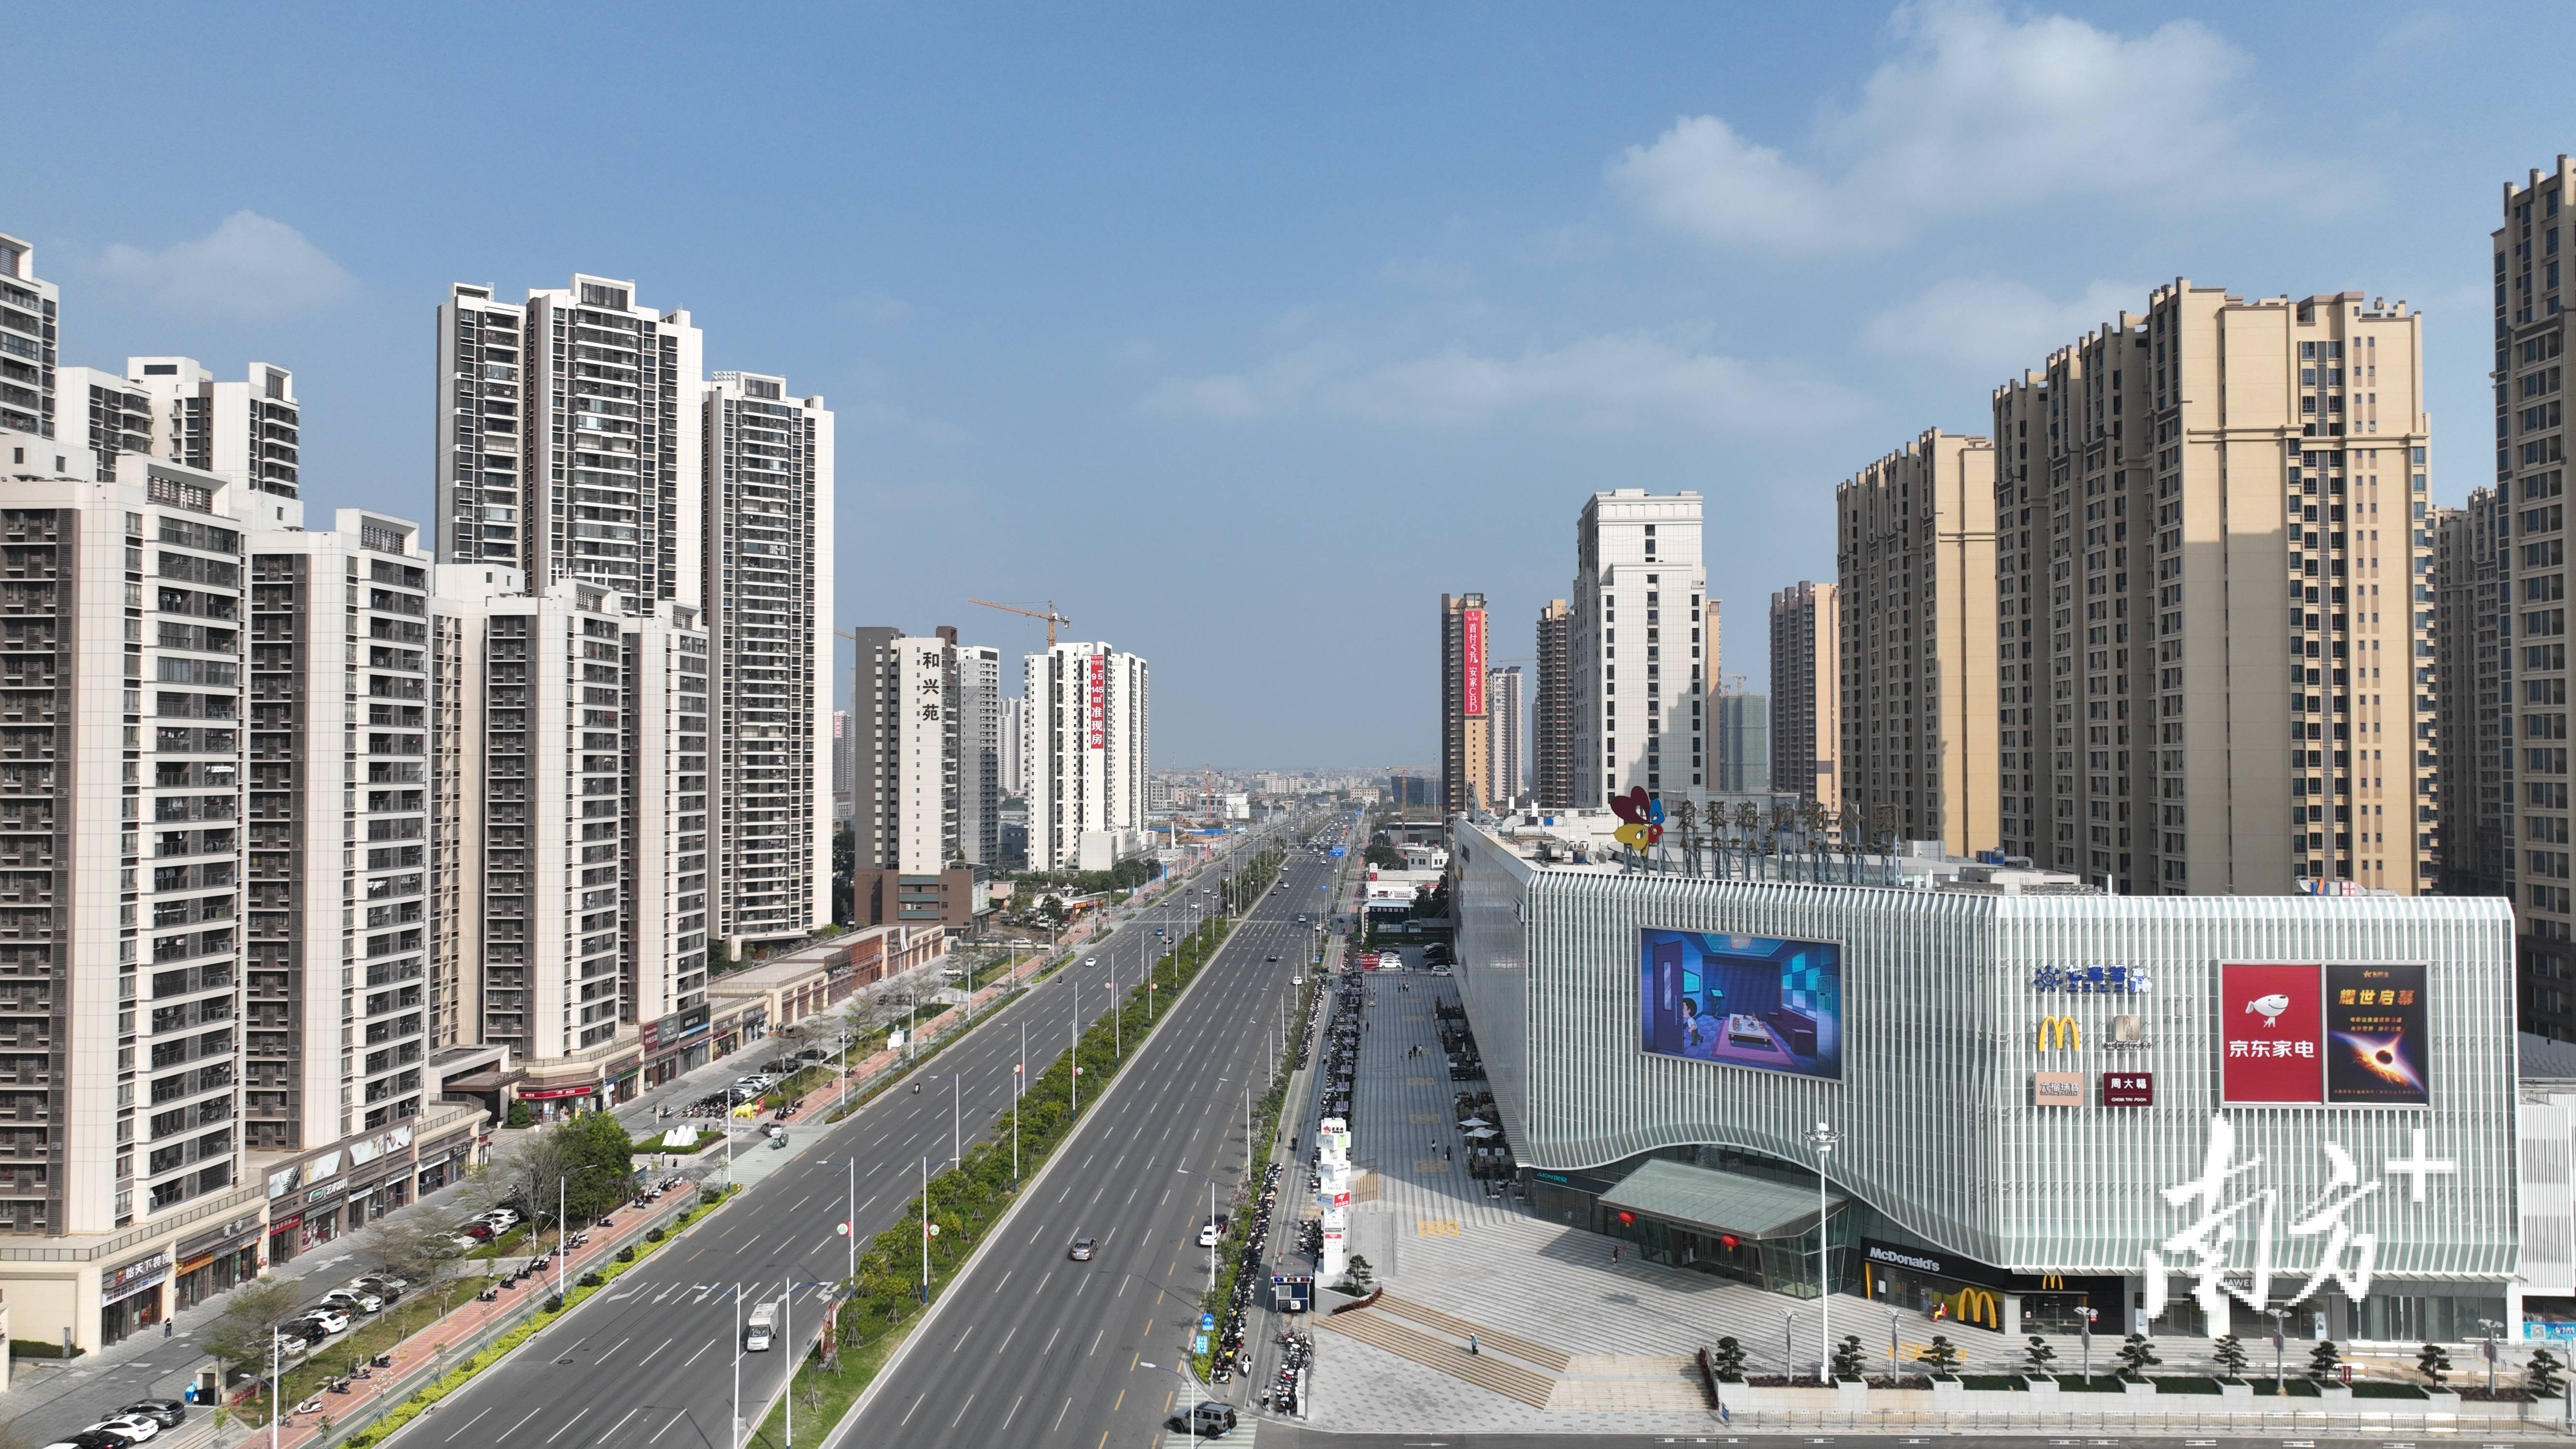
[11,2,2560,769]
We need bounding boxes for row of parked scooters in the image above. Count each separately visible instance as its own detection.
[1263,1328,1312,1417]
[1208,1161,1285,1386]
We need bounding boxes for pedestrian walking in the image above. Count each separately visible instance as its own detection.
[164,1318,174,1338]
[1468,1333,1480,1356]
[1612,1242,1621,1262]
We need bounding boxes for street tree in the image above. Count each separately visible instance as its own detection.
[1708,1336,1748,1380]
[2023,1335,2058,1378]
[2417,1341,2453,1386]
[1830,1334,1867,1382]
[1922,1335,1962,1378]
[2116,1333,2161,1381]
[2306,1339,2343,1384]
[2210,1332,2249,1381]
[2529,1347,2566,1399]
[203,1275,308,1386]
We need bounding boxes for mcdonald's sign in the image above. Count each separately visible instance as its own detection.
[2035,1015,2081,1051]
[1947,1286,2000,1330]
[2039,1272,2065,1290]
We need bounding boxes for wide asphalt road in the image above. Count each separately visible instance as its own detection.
[818,848,1344,1449]
[379,822,1306,1449]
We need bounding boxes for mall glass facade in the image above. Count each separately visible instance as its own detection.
[1452,820,2523,1341]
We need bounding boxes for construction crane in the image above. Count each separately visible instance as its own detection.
[968,598,1070,647]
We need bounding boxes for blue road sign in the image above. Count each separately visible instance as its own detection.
[1329,846,1346,858]
[1200,1311,1215,1331]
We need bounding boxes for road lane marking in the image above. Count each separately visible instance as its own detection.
[952,1324,975,1354]
[647,1409,686,1442]
[1044,1325,1064,1356]
[497,1407,542,1442]
[1053,1396,1075,1430]
[1090,1327,1105,1355]
[682,1339,713,1368]
[636,1337,670,1366]
[596,1404,644,1445]
[900,1393,927,1426]
[994,1268,1012,1295]
[443,1406,493,1440]
[1002,1394,1026,1428]
[949,1392,976,1429]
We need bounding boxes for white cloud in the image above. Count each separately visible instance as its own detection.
[1609,0,2267,252]
[97,212,354,319]
[1860,276,2141,374]
[1142,332,1853,435]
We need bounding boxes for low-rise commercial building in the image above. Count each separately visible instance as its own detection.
[1453,816,2524,1342]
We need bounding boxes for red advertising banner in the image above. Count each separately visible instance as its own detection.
[2219,963,2324,1104]
[1087,650,1107,750]
[1462,608,1487,717]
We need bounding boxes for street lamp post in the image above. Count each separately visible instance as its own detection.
[2262,1306,2292,1391]
[731,1282,742,1449]
[2482,1317,2505,1395]
[1806,1120,1839,1383]
[1781,1307,1795,1383]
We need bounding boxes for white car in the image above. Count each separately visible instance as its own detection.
[299,1308,353,1335]
[1197,1221,1223,1248]
[437,1233,481,1253]
[81,1418,161,1445]
[322,1288,383,1314]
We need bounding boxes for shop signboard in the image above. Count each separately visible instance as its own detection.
[103,1250,170,1304]
[519,1086,596,1102]
[2033,1071,2084,1107]
[2102,1071,2154,1107]
[1639,929,1842,1079]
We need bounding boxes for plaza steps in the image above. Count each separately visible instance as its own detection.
[1366,1291,1573,1371]
[1547,1355,1710,1411]
[1314,1306,1556,1408]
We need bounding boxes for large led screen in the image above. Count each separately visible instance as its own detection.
[2324,962,2430,1107]
[1639,930,1842,1079]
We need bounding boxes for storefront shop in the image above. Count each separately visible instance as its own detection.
[642,1006,713,1087]
[415,1135,475,1194]
[266,1210,303,1266]
[1861,1240,2116,1336]
[174,1213,265,1311]
[100,1250,169,1345]
[297,1178,350,1250]
[518,1085,598,1120]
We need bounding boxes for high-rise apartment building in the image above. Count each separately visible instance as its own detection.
[2496,158,2576,1034]
[1533,599,1571,808]
[244,512,437,1157]
[1717,692,1770,793]
[52,366,150,482]
[1837,430,1997,855]
[0,232,58,451]
[849,627,992,929]
[1025,643,1149,872]
[436,276,704,604]
[1569,491,1710,807]
[0,455,265,1339]
[2435,490,2509,901]
[124,358,302,504]
[700,371,830,951]
[1990,282,2431,895]
[1486,664,1525,806]
[831,710,855,825]
[1767,581,1840,812]
[437,578,711,1096]
[958,644,1002,866]
[1439,593,1491,814]
[999,696,1023,798]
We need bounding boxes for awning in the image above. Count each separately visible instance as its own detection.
[1595,1158,1846,1242]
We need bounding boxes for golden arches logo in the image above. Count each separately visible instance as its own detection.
[2039,1273,2065,1290]
[1950,1287,1999,1329]
[2036,1015,2081,1052]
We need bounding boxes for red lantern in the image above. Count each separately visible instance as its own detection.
[1718,1233,1740,1250]
[1616,1210,1635,1227]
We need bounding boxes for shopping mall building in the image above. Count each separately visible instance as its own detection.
[1452,816,2534,1343]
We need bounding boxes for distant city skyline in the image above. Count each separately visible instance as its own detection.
[12,1,2555,766]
